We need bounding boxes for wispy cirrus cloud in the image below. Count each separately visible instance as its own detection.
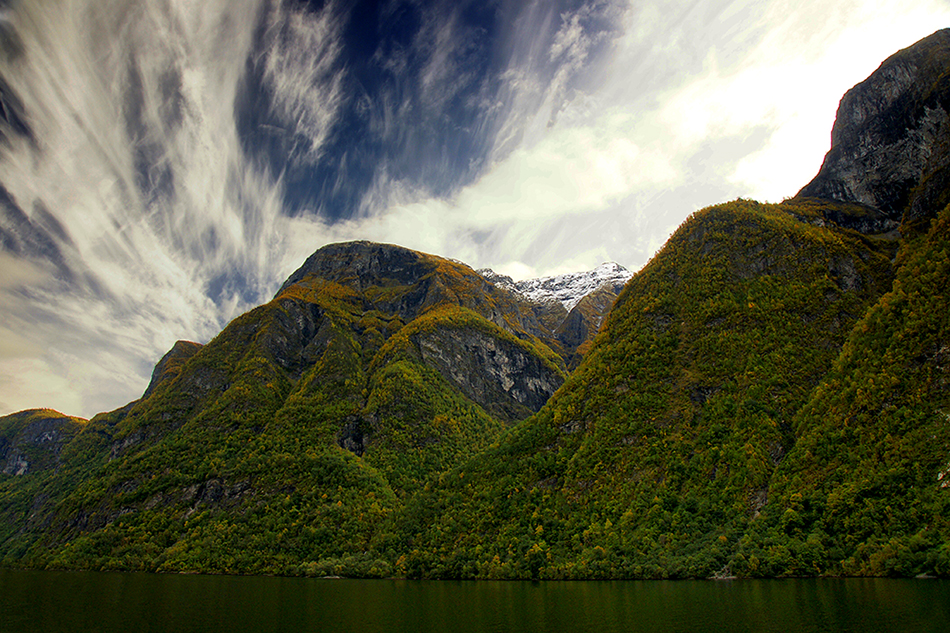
[2,0,950,418]
[0,0,346,416]
[310,0,950,281]
[1,0,610,416]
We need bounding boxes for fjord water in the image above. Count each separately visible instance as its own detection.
[1,571,948,633]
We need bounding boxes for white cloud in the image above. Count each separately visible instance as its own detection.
[550,12,590,66]
[415,0,950,270]
[0,357,85,418]
[299,0,950,276]
[3,0,950,419]
[493,261,537,280]
[262,3,346,161]
[454,115,678,226]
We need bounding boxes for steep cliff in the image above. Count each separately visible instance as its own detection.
[734,203,950,577]
[142,341,203,399]
[798,29,950,229]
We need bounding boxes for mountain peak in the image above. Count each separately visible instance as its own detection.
[797,28,950,228]
[478,262,633,312]
[276,241,429,297]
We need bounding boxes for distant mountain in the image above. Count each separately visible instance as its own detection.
[3,30,950,580]
[478,263,633,312]
[479,263,633,368]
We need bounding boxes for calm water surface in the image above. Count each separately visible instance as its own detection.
[1,570,948,633]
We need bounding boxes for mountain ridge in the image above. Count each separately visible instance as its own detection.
[477,262,633,312]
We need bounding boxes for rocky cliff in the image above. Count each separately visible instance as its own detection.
[798,28,950,229]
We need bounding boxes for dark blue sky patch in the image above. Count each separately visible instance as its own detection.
[233,0,611,222]
[207,268,263,311]
[0,186,73,283]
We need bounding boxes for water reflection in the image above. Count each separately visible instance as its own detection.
[1,571,948,633]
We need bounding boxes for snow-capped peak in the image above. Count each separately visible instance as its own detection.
[478,262,633,312]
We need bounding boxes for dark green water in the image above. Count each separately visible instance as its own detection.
[1,570,948,633]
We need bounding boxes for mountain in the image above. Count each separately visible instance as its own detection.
[394,198,898,579]
[478,263,633,312]
[479,263,633,368]
[734,205,950,577]
[0,241,567,574]
[392,29,950,579]
[3,30,950,579]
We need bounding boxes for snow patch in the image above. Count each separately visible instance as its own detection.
[479,262,633,311]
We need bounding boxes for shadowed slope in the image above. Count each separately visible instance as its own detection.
[735,202,950,577]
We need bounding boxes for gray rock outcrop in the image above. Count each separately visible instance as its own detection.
[414,326,564,421]
[798,29,950,226]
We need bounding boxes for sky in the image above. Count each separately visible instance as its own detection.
[1,0,948,419]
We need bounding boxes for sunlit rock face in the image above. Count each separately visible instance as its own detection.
[799,29,950,225]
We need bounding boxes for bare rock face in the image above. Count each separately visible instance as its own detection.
[414,327,565,421]
[798,29,950,226]
[277,241,435,318]
[0,410,84,476]
[142,340,203,398]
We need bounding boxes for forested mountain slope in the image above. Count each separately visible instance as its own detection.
[390,199,898,578]
[0,243,568,574]
[735,203,950,577]
[388,29,950,579]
